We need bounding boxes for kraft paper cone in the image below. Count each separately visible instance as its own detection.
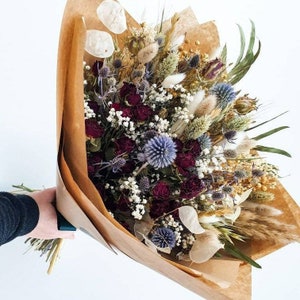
[56,1,299,299]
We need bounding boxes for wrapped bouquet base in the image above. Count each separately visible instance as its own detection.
[56,0,300,299]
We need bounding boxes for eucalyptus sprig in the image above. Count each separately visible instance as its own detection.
[223,20,261,85]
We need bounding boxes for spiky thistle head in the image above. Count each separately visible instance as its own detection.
[144,135,177,169]
[151,227,176,248]
[210,82,236,109]
[198,134,212,151]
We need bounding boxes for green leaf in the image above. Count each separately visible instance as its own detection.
[252,126,289,140]
[254,145,292,157]
[227,20,261,85]
[246,111,289,131]
[220,44,228,65]
[224,242,262,268]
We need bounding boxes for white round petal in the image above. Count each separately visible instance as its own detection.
[85,30,114,58]
[189,231,224,263]
[96,0,127,34]
[178,206,205,234]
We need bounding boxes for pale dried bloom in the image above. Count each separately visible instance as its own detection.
[96,0,127,34]
[137,42,159,64]
[236,137,257,154]
[186,90,205,115]
[235,209,300,243]
[161,73,186,89]
[194,94,217,117]
[157,52,179,81]
[242,201,282,216]
[189,230,224,263]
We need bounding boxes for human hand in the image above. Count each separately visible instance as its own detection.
[27,187,75,240]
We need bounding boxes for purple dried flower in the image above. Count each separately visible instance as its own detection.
[144,135,177,169]
[139,176,150,193]
[151,227,176,248]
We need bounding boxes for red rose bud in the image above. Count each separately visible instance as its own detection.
[180,175,206,199]
[85,119,104,138]
[152,181,171,200]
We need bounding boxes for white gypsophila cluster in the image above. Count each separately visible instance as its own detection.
[130,24,156,46]
[147,85,173,108]
[119,177,147,220]
[84,101,96,119]
[195,145,226,179]
[173,106,194,124]
[162,215,184,246]
[147,115,170,133]
[181,233,196,249]
[106,107,137,137]
[173,84,193,106]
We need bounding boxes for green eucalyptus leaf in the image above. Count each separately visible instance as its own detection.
[254,145,292,157]
[246,111,288,131]
[227,21,261,85]
[224,242,262,268]
[252,126,289,140]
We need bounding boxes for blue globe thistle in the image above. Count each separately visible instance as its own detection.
[210,82,236,109]
[234,169,247,179]
[211,191,225,201]
[252,168,264,177]
[198,134,212,151]
[222,185,233,194]
[99,66,110,78]
[144,135,177,169]
[113,58,122,69]
[189,54,200,68]
[224,130,237,143]
[151,227,176,249]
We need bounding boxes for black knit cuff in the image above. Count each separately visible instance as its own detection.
[0,192,40,245]
[13,194,40,236]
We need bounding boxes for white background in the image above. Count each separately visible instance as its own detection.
[0,0,299,299]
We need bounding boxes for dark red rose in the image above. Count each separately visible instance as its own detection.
[174,138,184,153]
[126,93,142,106]
[133,104,153,122]
[175,152,195,175]
[149,200,170,219]
[117,195,130,211]
[111,102,122,111]
[114,135,135,155]
[87,101,100,115]
[85,119,104,138]
[185,140,201,157]
[152,181,170,200]
[120,82,137,97]
[121,160,135,174]
[180,175,206,199]
[92,60,104,76]
[111,103,133,118]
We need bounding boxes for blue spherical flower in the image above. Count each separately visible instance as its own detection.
[144,135,177,169]
[198,134,212,151]
[151,227,176,249]
[210,82,236,109]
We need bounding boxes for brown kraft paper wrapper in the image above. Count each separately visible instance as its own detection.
[56,1,300,299]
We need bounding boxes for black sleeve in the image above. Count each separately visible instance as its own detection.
[0,192,39,246]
